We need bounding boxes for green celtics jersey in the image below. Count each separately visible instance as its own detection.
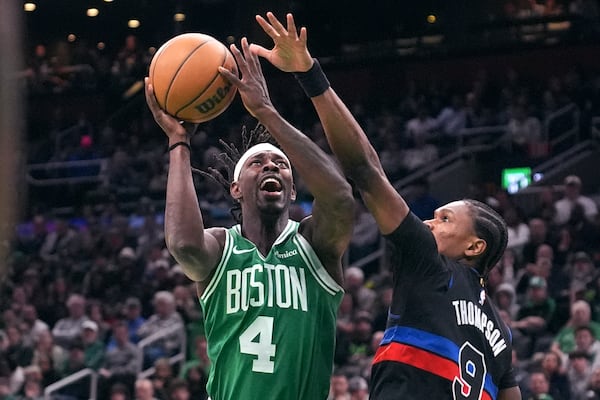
[199,220,344,400]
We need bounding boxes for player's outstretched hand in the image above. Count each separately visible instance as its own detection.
[251,12,314,73]
[144,77,195,140]
[219,37,273,120]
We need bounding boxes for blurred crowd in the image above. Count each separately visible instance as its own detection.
[3,5,600,399]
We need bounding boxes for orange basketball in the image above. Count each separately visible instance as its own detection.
[149,33,238,123]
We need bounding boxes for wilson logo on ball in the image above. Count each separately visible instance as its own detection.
[195,80,233,114]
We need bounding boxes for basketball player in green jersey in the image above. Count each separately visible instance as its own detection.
[144,37,355,399]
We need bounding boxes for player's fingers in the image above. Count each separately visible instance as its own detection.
[241,38,260,72]
[218,66,241,87]
[240,38,260,76]
[286,13,299,37]
[266,12,287,36]
[255,15,279,39]
[299,27,308,45]
[249,44,270,60]
[144,78,161,114]
[228,43,249,75]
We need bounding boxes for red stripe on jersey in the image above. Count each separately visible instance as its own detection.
[373,342,493,400]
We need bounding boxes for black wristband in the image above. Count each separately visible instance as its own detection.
[167,141,191,153]
[293,58,330,98]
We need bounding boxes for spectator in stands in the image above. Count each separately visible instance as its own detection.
[39,218,81,266]
[432,92,467,146]
[86,299,111,343]
[497,247,520,287]
[551,300,600,358]
[181,363,207,399]
[111,35,147,94]
[344,311,375,377]
[336,297,354,336]
[134,378,158,400]
[99,320,142,400]
[149,357,174,400]
[586,367,600,400]
[343,267,376,312]
[464,90,496,129]
[516,244,569,303]
[348,375,369,400]
[554,175,598,226]
[118,297,146,347]
[347,201,380,277]
[568,349,593,399]
[495,282,521,319]
[522,217,555,265]
[399,129,439,172]
[80,320,104,370]
[58,340,89,399]
[4,325,34,369]
[19,305,48,348]
[35,353,61,388]
[167,378,191,400]
[504,206,531,259]
[525,369,554,400]
[530,187,558,226]
[574,325,600,369]
[109,382,131,400]
[178,336,209,380]
[19,376,43,400]
[371,283,393,333]
[505,102,542,158]
[82,255,115,301]
[142,262,175,303]
[404,102,436,145]
[171,284,201,325]
[114,246,145,298]
[0,376,16,400]
[51,293,89,349]
[7,286,29,320]
[511,349,531,398]
[540,350,571,400]
[565,204,600,258]
[136,291,183,369]
[568,251,597,297]
[328,371,351,400]
[31,330,66,376]
[514,276,557,356]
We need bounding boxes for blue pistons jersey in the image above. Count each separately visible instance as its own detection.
[370,213,516,400]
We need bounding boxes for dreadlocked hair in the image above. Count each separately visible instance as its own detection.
[463,199,508,279]
[193,122,276,223]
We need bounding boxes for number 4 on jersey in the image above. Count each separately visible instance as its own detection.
[239,316,277,373]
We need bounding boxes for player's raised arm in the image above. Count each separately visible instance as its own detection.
[252,12,409,234]
[144,78,223,282]
[219,38,355,283]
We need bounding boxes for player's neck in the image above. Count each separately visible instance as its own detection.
[241,213,289,254]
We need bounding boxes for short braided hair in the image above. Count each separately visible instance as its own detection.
[464,199,508,277]
[194,122,277,223]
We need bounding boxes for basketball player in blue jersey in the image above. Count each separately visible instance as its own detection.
[144,37,355,399]
[251,12,522,400]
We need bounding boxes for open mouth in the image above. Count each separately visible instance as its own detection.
[260,177,283,193]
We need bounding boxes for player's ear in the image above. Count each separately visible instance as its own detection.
[290,184,297,202]
[230,181,242,200]
[465,238,486,258]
